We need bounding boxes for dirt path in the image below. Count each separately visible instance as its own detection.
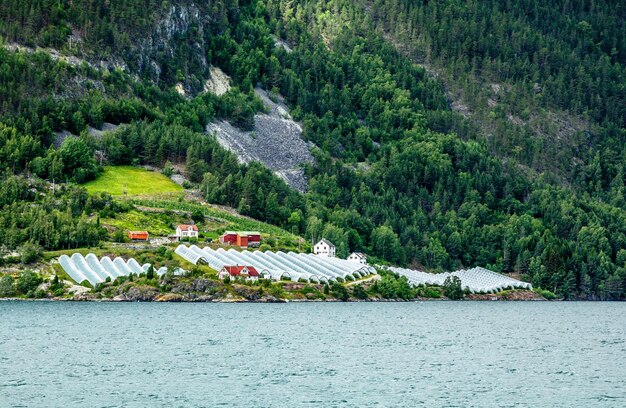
[346,274,381,286]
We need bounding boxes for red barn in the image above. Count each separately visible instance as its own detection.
[236,234,248,248]
[219,231,238,245]
[219,231,262,248]
[246,232,261,245]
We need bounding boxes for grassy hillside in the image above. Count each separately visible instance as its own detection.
[84,166,182,196]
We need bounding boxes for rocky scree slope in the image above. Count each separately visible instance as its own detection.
[207,88,314,192]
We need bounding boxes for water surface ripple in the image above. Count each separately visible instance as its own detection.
[0,302,624,407]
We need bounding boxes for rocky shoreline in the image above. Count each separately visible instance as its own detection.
[1,289,546,303]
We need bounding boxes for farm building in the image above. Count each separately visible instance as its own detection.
[218,265,261,282]
[314,239,336,258]
[175,224,199,240]
[347,252,367,264]
[128,231,149,241]
[219,231,261,248]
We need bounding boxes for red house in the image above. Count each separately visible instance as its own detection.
[128,231,149,241]
[219,231,261,248]
[218,265,260,282]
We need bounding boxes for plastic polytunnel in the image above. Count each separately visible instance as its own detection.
[387,266,532,293]
[174,244,377,283]
[58,253,171,286]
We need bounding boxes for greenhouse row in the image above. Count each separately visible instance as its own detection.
[388,266,532,293]
[175,245,376,283]
[58,253,170,286]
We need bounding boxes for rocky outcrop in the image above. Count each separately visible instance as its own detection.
[131,3,210,94]
[203,66,231,96]
[233,286,262,301]
[117,285,160,301]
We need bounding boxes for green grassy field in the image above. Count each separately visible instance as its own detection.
[84,166,182,196]
[101,210,181,236]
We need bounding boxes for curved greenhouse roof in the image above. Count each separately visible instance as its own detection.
[387,266,532,293]
[58,253,173,286]
[175,245,377,283]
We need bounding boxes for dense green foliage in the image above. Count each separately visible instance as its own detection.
[443,276,464,300]
[0,270,43,298]
[366,0,626,180]
[0,0,625,300]
[0,176,110,249]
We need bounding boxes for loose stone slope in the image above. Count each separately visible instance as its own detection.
[207,88,314,192]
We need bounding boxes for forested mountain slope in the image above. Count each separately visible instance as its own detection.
[363,0,625,182]
[0,0,625,299]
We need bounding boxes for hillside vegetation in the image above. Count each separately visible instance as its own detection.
[84,166,183,196]
[0,0,625,300]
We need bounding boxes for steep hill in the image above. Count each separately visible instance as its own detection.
[0,0,625,299]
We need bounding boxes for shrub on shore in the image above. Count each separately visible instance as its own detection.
[443,276,464,300]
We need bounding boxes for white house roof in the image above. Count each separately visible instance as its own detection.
[349,252,366,259]
[316,239,335,248]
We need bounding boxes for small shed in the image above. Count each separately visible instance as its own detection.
[128,231,149,241]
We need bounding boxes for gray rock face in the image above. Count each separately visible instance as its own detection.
[131,4,209,94]
[207,88,314,192]
[124,286,159,301]
[191,279,218,292]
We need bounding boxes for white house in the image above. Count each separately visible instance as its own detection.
[175,224,199,240]
[218,265,260,282]
[347,252,367,265]
[314,239,336,258]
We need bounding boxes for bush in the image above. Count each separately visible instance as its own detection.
[417,286,442,298]
[0,274,15,297]
[113,228,126,243]
[146,265,155,280]
[371,274,415,299]
[534,287,559,300]
[162,161,174,177]
[351,284,368,299]
[443,276,464,300]
[20,241,43,264]
[330,283,349,301]
[269,283,284,298]
[17,270,41,295]
[191,210,204,224]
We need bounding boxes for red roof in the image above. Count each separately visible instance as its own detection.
[177,224,198,231]
[223,265,260,277]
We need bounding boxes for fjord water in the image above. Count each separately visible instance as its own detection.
[1,302,624,407]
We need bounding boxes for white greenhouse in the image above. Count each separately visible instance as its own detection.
[175,245,376,283]
[58,253,176,286]
[387,266,532,293]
